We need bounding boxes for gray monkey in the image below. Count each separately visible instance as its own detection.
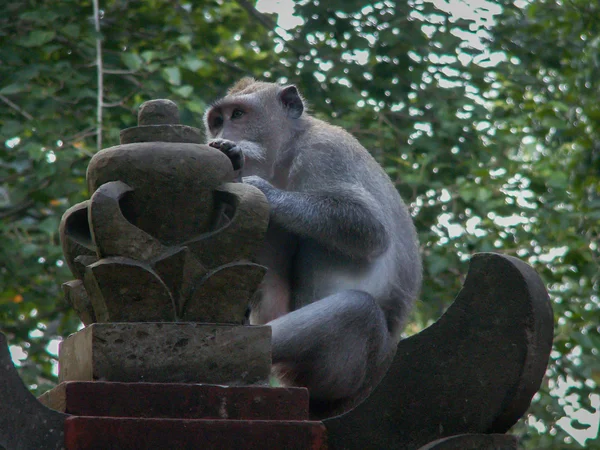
[204,78,422,417]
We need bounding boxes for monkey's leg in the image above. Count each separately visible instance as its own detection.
[268,290,395,407]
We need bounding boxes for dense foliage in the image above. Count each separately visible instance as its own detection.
[0,0,598,447]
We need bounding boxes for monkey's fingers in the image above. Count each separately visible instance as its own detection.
[208,139,244,172]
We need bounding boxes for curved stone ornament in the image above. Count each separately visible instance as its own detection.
[324,253,554,449]
[89,180,165,261]
[84,257,178,322]
[0,332,67,449]
[59,201,97,280]
[63,279,96,326]
[86,141,233,245]
[184,182,270,269]
[182,262,267,323]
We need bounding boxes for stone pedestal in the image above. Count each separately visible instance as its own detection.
[48,323,327,449]
[39,381,326,449]
[58,323,271,385]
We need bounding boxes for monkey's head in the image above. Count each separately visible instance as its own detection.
[204,78,305,167]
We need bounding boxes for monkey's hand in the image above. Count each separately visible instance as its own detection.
[208,139,244,180]
[243,175,276,201]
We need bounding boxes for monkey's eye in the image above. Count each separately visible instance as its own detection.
[231,108,245,120]
[211,115,224,129]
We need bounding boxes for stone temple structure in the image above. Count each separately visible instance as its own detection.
[0,100,553,449]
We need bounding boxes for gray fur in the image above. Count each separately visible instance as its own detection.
[204,78,422,415]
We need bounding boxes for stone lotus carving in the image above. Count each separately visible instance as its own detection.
[59,99,269,324]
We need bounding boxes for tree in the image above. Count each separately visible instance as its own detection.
[489,1,600,447]
[0,0,281,392]
[0,0,597,447]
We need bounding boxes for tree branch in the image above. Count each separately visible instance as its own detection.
[0,177,52,220]
[103,69,137,75]
[92,0,104,152]
[235,0,278,31]
[0,95,34,121]
[234,0,307,56]
[0,199,35,220]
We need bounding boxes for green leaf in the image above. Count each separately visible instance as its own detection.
[174,85,193,98]
[62,24,80,39]
[162,67,181,85]
[141,51,157,62]
[184,57,206,72]
[17,30,56,47]
[121,53,143,71]
[187,101,205,113]
[0,83,27,95]
[20,11,59,22]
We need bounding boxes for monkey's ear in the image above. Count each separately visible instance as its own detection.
[279,85,304,119]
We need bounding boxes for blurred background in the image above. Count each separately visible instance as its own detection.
[0,0,598,447]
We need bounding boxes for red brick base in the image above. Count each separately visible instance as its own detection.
[39,382,327,448]
[64,416,327,449]
[40,381,309,420]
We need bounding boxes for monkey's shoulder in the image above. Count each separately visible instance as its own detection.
[300,117,371,159]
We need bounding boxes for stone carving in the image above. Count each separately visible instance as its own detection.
[58,99,269,324]
[0,252,552,449]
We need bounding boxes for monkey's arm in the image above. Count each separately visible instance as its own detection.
[243,176,388,259]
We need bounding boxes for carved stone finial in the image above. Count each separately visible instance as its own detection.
[120,98,201,144]
[59,99,270,325]
[137,99,180,126]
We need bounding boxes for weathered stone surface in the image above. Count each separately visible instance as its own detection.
[39,381,309,420]
[64,417,328,450]
[89,180,166,260]
[120,99,202,144]
[182,262,266,323]
[59,323,271,385]
[185,182,270,268]
[83,257,177,322]
[0,332,66,450]
[324,253,553,449]
[87,141,234,245]
[151,245,208,317]
[62,279,96,325]
[418,434,519,450]
[59,200,96,279]
[137,99,180,126]
[120,123,203,145]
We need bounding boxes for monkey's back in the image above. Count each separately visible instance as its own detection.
[287,117,422,337]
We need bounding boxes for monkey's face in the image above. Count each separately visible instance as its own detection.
[204,83,305,175]
[205,99,262,143]
[204,91,286,166]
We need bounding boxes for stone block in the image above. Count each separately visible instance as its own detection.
[39,382,309,420]
[64,417,328,450]
[58,323,271,385]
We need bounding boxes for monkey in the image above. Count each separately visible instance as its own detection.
[204,78,422,417]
